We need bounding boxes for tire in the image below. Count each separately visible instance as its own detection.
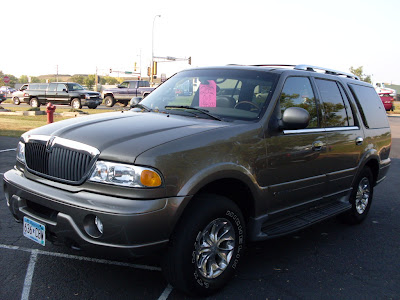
[104,96,115,107]
[71,98,82,109]
[30,98,40,108]
[342,167,374,224]
[162,194,245,296]
[13,97,20,105]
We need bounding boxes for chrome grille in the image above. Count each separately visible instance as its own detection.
[24,136,99,184]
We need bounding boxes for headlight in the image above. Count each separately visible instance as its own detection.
[85,94,91,99]
[89,161,162,188]
[16,141,26,164]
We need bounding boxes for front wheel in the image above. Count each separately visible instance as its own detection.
[71,98,82,109]
[30,98,40,108]
[13,97,20,105]
[104,96,115,107]
[162,194,245,296]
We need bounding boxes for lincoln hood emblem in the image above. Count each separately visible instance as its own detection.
[46,136,56,152]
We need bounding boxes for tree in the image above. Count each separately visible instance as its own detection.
[349,66,371,83]
[19,75,29,83]
[84,74,96,90]
[103,76,119,85]
[70,75,85,85]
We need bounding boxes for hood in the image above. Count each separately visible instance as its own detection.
[24,111,229,164]
[80,90,100,95]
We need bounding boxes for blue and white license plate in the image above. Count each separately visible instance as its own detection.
[23,216,46,246]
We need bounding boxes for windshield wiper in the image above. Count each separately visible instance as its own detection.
[164,105,222,121]
[132,103,152,112]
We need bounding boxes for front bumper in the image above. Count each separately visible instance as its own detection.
[81,98,102,107]
[3,168,185,256]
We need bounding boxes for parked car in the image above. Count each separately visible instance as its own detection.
[0,92,6,104]
[3,64,391,296]
[379,92,395,111]
[102,80,155,107]
[22,82,102,108]
[12,84,29,105]
[0,86,16,95]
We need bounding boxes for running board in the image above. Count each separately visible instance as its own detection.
[261,201,351,237]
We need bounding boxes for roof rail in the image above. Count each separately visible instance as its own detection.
[294,64,360,80]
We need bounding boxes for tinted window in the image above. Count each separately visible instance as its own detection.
[48,83,57,92]
[349,84,389,128]
[337,84,355,126]
[138,81,150,87]
[315,79,348,127]
[39,84,48,90]
[56,84,67,92]
[120,82,129,88]
[29,84,39,90]
[279,77,318,128]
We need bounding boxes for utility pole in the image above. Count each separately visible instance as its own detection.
[151,14,161,84]
[56,65,59,82]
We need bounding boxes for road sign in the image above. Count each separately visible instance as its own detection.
[3,76,10,84]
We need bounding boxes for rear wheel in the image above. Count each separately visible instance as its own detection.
[30,98,39,108]
[13,97,20,105]
[162,194,245,296]
[104,96,115,107]
[71,98,82,109]
[342,167,374,224]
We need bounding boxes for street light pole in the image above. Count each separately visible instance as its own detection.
[151,14,161,84]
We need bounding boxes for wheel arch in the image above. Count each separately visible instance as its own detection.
[169,167,260,238]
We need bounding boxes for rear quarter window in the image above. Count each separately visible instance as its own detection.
[348,84,389,129]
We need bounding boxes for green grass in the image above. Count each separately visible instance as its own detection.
[0,115,71,137]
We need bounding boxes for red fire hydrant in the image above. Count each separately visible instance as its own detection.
[46,102,56,124]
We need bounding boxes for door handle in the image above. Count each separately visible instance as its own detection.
[356,137,363,146]
[312,141,324,151]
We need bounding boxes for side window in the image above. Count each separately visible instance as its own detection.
[21,85,28,91]
[56,84,66,92]
[48,83,57,92]
[120,82,129,88]
[349,84,389,129]
[337,84,355,126]
[138,81,149,87]
[315,79,349,127]
[129,82,137,89]
[279,77,318,128]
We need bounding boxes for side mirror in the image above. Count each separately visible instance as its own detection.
[130,96,143,108]
[280,107,310,130]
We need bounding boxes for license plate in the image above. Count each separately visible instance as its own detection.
[23,216,46,246]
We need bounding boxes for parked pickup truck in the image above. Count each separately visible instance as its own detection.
[102,80,155,107]
[23,82,102,109]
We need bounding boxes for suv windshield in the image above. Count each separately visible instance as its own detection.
[67,83,84,91]
[139,69,278,121]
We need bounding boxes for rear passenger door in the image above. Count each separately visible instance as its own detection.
[46,83,57,101]
[54,83,69,104]
[314,78,364,197]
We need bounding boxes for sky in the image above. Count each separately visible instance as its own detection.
[1,0,400,84]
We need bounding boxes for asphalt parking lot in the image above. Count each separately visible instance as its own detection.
[1,117,400,300]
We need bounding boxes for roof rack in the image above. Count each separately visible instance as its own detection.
[294,64,360,80]
[242,64,360,81]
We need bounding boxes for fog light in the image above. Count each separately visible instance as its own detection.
[83,214,104,238]
[94,216,104,234]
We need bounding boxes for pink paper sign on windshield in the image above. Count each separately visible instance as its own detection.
[199,80,216,107]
